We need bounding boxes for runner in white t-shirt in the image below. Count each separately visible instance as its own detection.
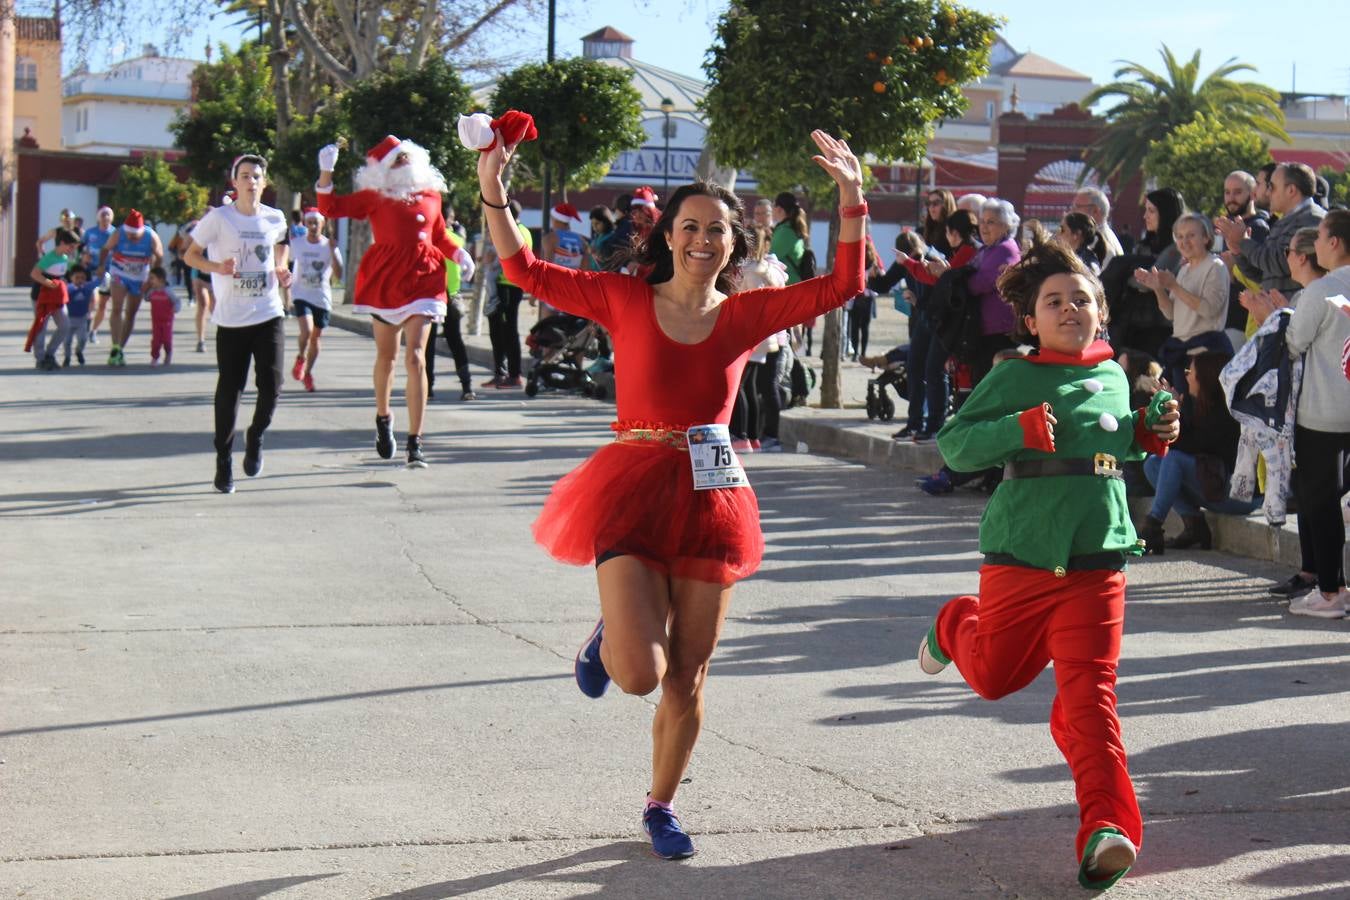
[288,207,343,392]
[183,154,293,494]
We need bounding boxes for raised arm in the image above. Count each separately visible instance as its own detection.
[314,142,377,220]
[732,131,867,340]
[477,130,616,324]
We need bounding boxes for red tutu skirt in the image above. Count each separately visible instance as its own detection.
[532,440,764,584]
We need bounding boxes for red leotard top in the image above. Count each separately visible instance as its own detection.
[501,240,865,426]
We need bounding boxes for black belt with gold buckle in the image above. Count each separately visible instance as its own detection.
[1004,453,1122,480]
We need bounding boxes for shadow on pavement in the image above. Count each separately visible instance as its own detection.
[163,873,340,899]
[0,673,570,738]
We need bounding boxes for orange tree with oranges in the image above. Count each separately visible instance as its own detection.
[702,0,999,407]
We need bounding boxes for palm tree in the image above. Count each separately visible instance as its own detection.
[1081,46,1288,188]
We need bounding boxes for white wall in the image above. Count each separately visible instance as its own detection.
[38,183,100,234]
[62,99,184,154]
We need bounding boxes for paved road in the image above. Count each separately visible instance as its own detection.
[2,291,1346,899]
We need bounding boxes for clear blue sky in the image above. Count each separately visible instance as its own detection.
[73,0,1350,99]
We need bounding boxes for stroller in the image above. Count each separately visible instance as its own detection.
[863,346,969,423]
[864,346,908,421]
[524,313,611,398]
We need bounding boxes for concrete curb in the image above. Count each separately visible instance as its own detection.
[780,406,1305,570]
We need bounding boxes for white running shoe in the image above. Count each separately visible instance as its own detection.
[1289,591,1347,619]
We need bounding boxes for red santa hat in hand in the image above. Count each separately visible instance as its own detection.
[550,202,585,230]
[458,110,538,152]
[123,209,145,231]
[630,186,659,211]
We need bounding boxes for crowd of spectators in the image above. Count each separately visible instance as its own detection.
[869,165,1350,619]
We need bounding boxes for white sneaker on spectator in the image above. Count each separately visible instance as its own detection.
[1289,591,1347,619]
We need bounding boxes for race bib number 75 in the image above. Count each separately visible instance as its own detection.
[687,424,749,491]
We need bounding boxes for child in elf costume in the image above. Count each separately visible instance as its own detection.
[918,241,1180,890]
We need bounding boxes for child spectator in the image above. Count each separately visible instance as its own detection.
[144,266,182,366]
[27,227,78,370]
[63,266,96,366]
[918,240,1179,890]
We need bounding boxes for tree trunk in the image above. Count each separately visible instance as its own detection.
[0,3,15,210]
[694,146,737,192]
[267,0,295,212]
[818,186,844,409]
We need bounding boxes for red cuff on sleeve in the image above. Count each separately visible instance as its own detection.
[1018,404,1056,453]
[1134,407,1170,457]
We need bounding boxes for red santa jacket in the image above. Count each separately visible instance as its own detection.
[317,188,459,315]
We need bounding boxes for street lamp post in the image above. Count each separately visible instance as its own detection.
[659,97,675,197]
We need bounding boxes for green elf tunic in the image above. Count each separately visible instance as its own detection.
[936,340,1170,573]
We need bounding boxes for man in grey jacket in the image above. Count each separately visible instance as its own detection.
[1216,163,1324,293]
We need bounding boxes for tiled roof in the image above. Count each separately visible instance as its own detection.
[17,16,61,42]
[581,26,634,43]
[999,52,1088,82]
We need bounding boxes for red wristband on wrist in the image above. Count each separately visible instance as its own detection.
[840,201,868,219]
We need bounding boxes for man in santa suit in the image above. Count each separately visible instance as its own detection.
[315,136,460,468]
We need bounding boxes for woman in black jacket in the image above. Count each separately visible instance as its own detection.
[1138,350,1258,551]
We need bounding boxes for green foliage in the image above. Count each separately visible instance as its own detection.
[343,58,479,212]
[490,57,647,197]
[702,0,1000,201]
[1083,46,1287,189]
[170,43,277,189]
[274,58,480,213]
[110,154,210,227]
[1143,113,1271,215]
[272,105,353,198]
[1320,166,1350,207]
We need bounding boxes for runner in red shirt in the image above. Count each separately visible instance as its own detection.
[477,125,867,859]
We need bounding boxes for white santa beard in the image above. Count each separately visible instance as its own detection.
[355,153,447,200]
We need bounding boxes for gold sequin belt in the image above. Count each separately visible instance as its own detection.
[610,420,692,451]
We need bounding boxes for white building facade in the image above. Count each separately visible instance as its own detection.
[62,49,195,155]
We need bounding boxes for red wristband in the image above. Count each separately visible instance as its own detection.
[840,201,868,219]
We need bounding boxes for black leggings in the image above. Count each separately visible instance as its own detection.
[1293,425,1350,593]
[426,307,470,391]
[848,297,872,359]
[731,362,762,441]
[487,285,524,378]
[214,317,284,455]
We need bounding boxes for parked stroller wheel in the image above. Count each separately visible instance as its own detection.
[879,394,895,421]
[525,377,540,397]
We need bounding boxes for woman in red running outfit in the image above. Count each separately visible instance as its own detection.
[477,129,866,859]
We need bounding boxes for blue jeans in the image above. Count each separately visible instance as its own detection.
[906,314,950,434]
[1143,451,1260,519]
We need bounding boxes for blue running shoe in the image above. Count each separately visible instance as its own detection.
[643,804,696,860]
[574,619,610,698]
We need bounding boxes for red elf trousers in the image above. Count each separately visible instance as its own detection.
[934,563,1143,861]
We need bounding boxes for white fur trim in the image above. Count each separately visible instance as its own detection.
[354,298,446,325]
[458,113,495,151]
